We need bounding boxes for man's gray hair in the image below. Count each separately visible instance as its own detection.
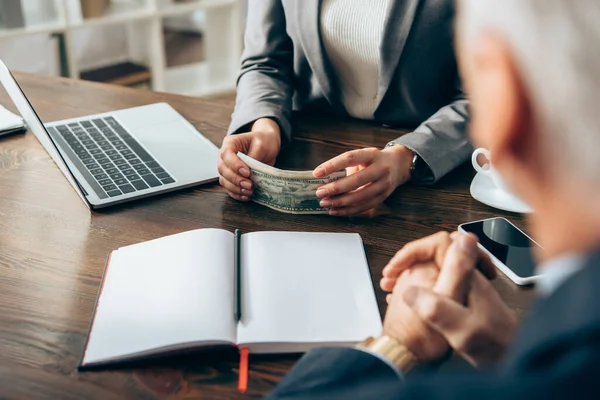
[459,0,600,185]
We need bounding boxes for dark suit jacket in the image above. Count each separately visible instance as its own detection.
[230,0,470,182]
[266,249,600,399]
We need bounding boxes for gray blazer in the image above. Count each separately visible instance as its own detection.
[229,0,471,182]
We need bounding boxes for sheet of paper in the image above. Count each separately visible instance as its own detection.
[237,232,382,350]
[0,104,24,134]
[83,229,236,366]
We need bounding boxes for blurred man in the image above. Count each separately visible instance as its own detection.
[265,0,600,398]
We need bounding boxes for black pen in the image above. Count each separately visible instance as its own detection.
[234,229,242,322]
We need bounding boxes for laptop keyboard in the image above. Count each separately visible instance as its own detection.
[54,117,175,197]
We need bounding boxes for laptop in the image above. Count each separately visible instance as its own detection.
[0,59,219,210]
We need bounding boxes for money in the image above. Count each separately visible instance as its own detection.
[237,152,347,214]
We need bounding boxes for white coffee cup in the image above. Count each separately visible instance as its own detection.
[471,148,511,194]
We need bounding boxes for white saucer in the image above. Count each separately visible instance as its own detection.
[470,172,532,214]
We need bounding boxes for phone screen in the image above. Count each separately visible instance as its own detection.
[461,218,540,278]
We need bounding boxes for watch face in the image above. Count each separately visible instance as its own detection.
[410,154,419,173]
[412,155,433,183]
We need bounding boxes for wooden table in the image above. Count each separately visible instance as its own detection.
[0,73,535,399]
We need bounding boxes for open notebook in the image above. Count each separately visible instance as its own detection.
[80,229,382,369]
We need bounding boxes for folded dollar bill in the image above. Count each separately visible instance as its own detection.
[237,152,347,214]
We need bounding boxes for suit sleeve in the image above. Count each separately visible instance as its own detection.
[388,76,471,183]
[264,347,403,400]
[266,344,600,400]
[228,0,295,143]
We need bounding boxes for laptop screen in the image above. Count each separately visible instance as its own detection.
[0,59,89,207]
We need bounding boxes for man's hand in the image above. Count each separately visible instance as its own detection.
[218,118,281,201]
[380,232,497,295]
[312,145,414,216]
[383,263,450,360]
[404,269,517,367]
[382,233,490,361]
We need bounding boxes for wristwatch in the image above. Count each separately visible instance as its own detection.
[356,335,418,373]
[385,142,433,184]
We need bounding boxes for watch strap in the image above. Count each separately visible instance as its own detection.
[385,142,433,184]
[356,336,418,373]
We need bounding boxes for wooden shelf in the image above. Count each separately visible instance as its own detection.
[80,61,152,86]
[0,1,65,38]
[0,0,244,97]
[69,1,154,27]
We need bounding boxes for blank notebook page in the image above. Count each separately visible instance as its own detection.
[237,232,382,349]
[83,229,236,365]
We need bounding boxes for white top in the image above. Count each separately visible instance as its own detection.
[321,0,392,119]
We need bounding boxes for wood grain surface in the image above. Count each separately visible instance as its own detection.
[0,73,535,399]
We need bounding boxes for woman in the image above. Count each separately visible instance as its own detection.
[218,0,469,216]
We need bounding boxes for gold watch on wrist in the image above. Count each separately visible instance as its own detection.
[356,335,418,373]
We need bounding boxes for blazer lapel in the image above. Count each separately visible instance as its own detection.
[375,0,422,110]
[294,0,345,113]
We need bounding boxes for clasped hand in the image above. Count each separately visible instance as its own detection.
[382,232,517,367]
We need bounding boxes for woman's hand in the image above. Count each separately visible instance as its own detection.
[218,118,281,201]
[313,145,414,216]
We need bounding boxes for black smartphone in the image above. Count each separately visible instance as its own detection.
[459,217,542,285]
